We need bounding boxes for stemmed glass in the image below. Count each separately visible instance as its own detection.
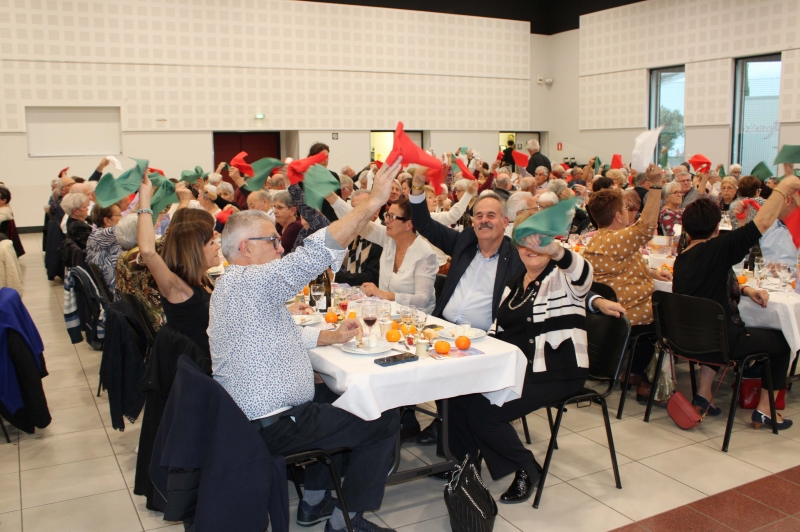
[414,309,428,335]
[400,305,415,333]
[778,263,795,292]
[310,283,325,314]
[362,303,378,339]
[378,301,392,321]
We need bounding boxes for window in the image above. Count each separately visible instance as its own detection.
[26,106,121,157]
[732,55,781,175]
[650,67,685,169]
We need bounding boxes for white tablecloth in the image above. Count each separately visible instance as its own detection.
[306,317,528,421]
[653,280,800,357]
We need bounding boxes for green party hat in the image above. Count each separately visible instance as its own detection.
[513,196,579,247]
[95,157,148,208]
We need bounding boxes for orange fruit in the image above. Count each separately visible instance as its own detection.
[737,275,747,285]
[303,286,309,296]
[434,341,451,355]
[347,311,357,319]
[409,325,418,335]
[386,330,401,343]
[455,336,471,350]
[400,324,409,336]
[793,280,797,290]
[325,311,339,324]
[391,321,400,330]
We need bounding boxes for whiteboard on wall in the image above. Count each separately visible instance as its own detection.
[26,107,122,157]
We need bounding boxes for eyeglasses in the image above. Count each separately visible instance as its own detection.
[247,236,281,250]
[383,212,409,223]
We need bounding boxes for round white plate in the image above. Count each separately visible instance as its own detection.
[440,328,487,341]
[292,314,321,326]
[340,339,393,355]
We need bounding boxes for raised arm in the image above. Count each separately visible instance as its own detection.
[136,175,194,304]
[433,180,477,225]
[753,165,800,233]
[640,163,664,229]
[325,195,387,246]
[408,167,461,255]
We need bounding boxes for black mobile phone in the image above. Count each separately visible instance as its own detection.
[374,353,419,367]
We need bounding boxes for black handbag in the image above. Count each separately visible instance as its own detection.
[443,455,497,532]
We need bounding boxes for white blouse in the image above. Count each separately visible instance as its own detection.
[331,198,438,312]
[427,192,473,266]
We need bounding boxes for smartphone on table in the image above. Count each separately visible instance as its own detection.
[374,353,418,367]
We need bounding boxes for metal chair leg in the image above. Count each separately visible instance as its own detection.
[521,416,531,445]
[322,454,353,532]
[689,361,698,397]
[533,401,566,509]
[723,369,742,453]
[644,348,666,422]
[599,398,621,489]
[96,378,102,397]
[0,418,10,443]
[287,464,304,500]
[762,357,779,436]
[616,336,638,420]
[788,349,799,391]
[545,407,558,450]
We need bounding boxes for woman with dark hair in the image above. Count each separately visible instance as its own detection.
[730,175,766,230]
[86,203,123,297]
[673,167,800,429]
[137,175,220,355]
[0,186,12,223]
[326,194,438,312]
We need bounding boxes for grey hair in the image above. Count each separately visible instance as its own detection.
[535,165,548,175]
[506,191,534,220]
[499,165,513,175]
[61,193,88,216]
[221,210,273,260]
[495,175,510,189]
[249,189,272,203]
[272,190,294,208]
[453,179,471,192]
[351,189,370,201]
[271,175,288,188]
[663,181,682,196]
[634,172,647,186]
[546,179,568,197]
[51,178,61,189]
[85,181,97,193]
[218,182,235,197]
[730,164,741,172]
[674,170,690,179]
[207,172,223,185]
[472,191,507,216]
[358,170,370,183]
[537,191,559,209]
[115,213,138,250]
[339,175,354,190]
[527,139,540,151]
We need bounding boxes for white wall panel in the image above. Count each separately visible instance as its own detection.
[780,49,800,123]
[580,0,800,77]
[684,59,733,127]
[579,69,647,130]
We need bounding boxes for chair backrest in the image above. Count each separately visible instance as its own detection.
[652,291,730,364]
[591,281,617,302]
[434,273,447,301]
[119,292,157,343]
[585,311,631,397]
[87,262,115,304]
[70,267,101,322]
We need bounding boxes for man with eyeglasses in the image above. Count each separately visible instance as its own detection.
[209,159,405,532]
[676,169,708,208]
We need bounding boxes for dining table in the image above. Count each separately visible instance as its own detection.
[303,312,527,485]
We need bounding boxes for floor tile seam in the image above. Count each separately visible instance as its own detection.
[19,425,105,441]
[19,449,116,473]
[559,478,642,524]
[20,487,130,511]
[122,478,149,532]
[680,504,738,531]
[729,477,799,517]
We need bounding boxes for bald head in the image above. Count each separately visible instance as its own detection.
[519,177,536,192]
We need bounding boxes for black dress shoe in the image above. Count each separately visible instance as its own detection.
[415,420,439,446]
[400,424,421,443]
[296,491,337,526]
[499,467,540,504]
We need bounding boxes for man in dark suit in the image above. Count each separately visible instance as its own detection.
[525,139,551,176]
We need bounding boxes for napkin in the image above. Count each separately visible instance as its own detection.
[244,158,286,191]
[95,157,148,208]
[631,126,664,173]
[513,196,579,247]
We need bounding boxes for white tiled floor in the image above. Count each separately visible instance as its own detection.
[2,233,800,531]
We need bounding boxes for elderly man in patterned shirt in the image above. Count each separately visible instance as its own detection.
[209,159,405,532]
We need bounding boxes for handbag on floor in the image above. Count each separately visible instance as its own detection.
[443,455,497,532]
[666,355,728,430]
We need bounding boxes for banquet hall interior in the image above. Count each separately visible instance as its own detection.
[4,0,800,531]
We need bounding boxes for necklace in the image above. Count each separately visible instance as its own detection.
[507,279,539,310]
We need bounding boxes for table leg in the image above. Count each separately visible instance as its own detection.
[387,399,458,485]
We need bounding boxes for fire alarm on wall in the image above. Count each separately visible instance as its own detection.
[332,133,339,140]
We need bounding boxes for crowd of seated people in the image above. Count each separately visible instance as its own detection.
[31,141,800,532]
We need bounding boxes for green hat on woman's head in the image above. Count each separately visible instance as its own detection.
[513,196,579,247]
[95,157,148,208]
[148,173,178,224]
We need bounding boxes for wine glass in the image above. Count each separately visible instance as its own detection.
[755,259,767,288]
[310,283,325,314]
[362,303,378,339]
[414,309,428,334]
[400,305,415,331]
[378,301,392,320]
[779,263,795,292]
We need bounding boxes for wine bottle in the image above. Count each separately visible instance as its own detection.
[322,269,332,311]
[676,232,688,256]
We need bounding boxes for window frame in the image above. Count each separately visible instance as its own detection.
[731,53,782,171]
[649,66,686,167]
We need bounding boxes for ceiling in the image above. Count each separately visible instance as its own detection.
[304,0,642,35]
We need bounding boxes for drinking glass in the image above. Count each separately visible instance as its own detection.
[754,259,767,288]
[457,319,472,338]
[362,304,378,338]
[414,309,428,332]
[779,263,794,292]
[378,301,392,321]
[400,305,414,333]
[310,283,325,313]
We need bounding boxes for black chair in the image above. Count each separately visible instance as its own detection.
[434,273,446,302]
[591,281,617,302]
[118,292,157,348]
[533,311,631,509]
[644,292,779,453]
[69,267,105,350]
[87,262,116,304]
[286,450,353,532]
[0,417,9,443]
